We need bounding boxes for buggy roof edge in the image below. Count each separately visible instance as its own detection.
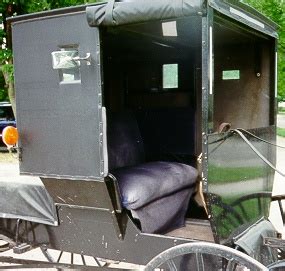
[7,0,278,39]
[209,0,278,38]
[86,0,204,27]
[85,0,278,38]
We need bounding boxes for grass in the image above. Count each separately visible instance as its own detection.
[277,127,285,137]
[208,165,265,183]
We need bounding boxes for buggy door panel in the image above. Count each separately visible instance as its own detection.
[212,16,275,131]
[206,127,275,243]
[12,13,104,179]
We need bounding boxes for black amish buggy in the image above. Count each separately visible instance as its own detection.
[1,0,285,270]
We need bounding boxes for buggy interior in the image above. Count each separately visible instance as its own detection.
[101,13,275,239]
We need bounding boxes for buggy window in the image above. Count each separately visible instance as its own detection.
[163,64,178,89]
[222,70,240,80]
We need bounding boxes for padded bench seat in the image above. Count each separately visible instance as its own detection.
[108,112,198,233]
[113,161,197,210]
[112,161,197,233]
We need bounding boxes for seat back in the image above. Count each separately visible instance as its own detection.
[136,108,196,159]
[107,112,145,170]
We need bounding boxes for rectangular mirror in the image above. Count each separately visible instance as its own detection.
[51,50,79,70]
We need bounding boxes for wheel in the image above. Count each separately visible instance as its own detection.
[267,260,285,270]
[40,245,110,268]
[144,242,268,271]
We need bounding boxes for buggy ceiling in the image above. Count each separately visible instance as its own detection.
[103,16,202,57]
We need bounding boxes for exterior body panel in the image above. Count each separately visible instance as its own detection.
[12,12,104,180]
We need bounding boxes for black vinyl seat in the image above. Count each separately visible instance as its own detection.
[107,112,198,233]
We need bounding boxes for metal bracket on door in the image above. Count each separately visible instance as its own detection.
[72,53,91,65]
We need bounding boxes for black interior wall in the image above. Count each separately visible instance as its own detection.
[102,17,202,163]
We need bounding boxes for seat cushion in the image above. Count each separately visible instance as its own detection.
[132,188,194,233]
[112,161,198,210]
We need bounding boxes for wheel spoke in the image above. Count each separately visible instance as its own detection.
[166,259,178,271]
[195,253,205,271]
[56,250,63,263]
[71,252,74,264]
[94,257,103,267]
[226,259,237,271]
[40,245,55,263]
[81,254,86,265]
[145,242,267,271]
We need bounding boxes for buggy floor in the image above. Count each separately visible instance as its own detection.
[166,219,214,242]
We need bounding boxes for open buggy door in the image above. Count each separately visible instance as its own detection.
[3,0,283,269]
[207,0,279,263]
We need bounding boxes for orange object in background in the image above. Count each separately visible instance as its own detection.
[2,126,19,147]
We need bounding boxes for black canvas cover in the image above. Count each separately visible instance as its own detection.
[86,0,204,26]
[0,165,57,225]
[86,0,278,40]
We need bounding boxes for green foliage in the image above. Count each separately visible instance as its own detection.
[2,64,14,84]
[21,1,51,13]
[0,49,12,65]
[0,72,8,102]
[0,46,13,101]
[48,0,101,9]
